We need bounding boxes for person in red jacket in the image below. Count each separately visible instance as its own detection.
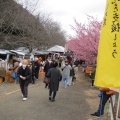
[67,56,72,64]
[91,87,116,118]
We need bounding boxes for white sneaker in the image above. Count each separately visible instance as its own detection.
[23,98,27,101]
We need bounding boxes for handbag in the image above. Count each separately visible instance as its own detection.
[43,77,50,84]
[10,71,16,79]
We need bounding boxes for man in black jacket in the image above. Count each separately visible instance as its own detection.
[17,59,31,101]
[47,61,62,102]
[34,58,41,80]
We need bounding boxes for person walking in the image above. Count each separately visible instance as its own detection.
[9,58,19,83]
[90,64,96,88]
[31,61,35,84]
[61,60,71,88]
[58,57,62,68]
[69,64,75,86]
[72,63,78,84]
[17,59,31,101]
[44,59,53,88]
[46,61,62,102]
[34,58,41,80]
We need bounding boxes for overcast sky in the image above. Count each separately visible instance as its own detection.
[17,0,106,36]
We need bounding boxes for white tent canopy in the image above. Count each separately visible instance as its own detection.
[47,45,65,52]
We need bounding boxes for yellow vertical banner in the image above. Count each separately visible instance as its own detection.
[94,0,120,88]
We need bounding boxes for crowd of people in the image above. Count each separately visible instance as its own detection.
[8,55,79,102]
[43,57,79,102]
[5,55,117,118]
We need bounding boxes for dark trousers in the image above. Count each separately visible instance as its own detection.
[92,79,94,86]
[35,69,39,79]
[72,76,76,83]
[59,62,61,67]
[49,89,57,100]
[97,92,111,116]
[31,74,35,84]
[20,81,29,98]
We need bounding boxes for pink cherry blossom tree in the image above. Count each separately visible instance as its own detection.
[66,16,102,64]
